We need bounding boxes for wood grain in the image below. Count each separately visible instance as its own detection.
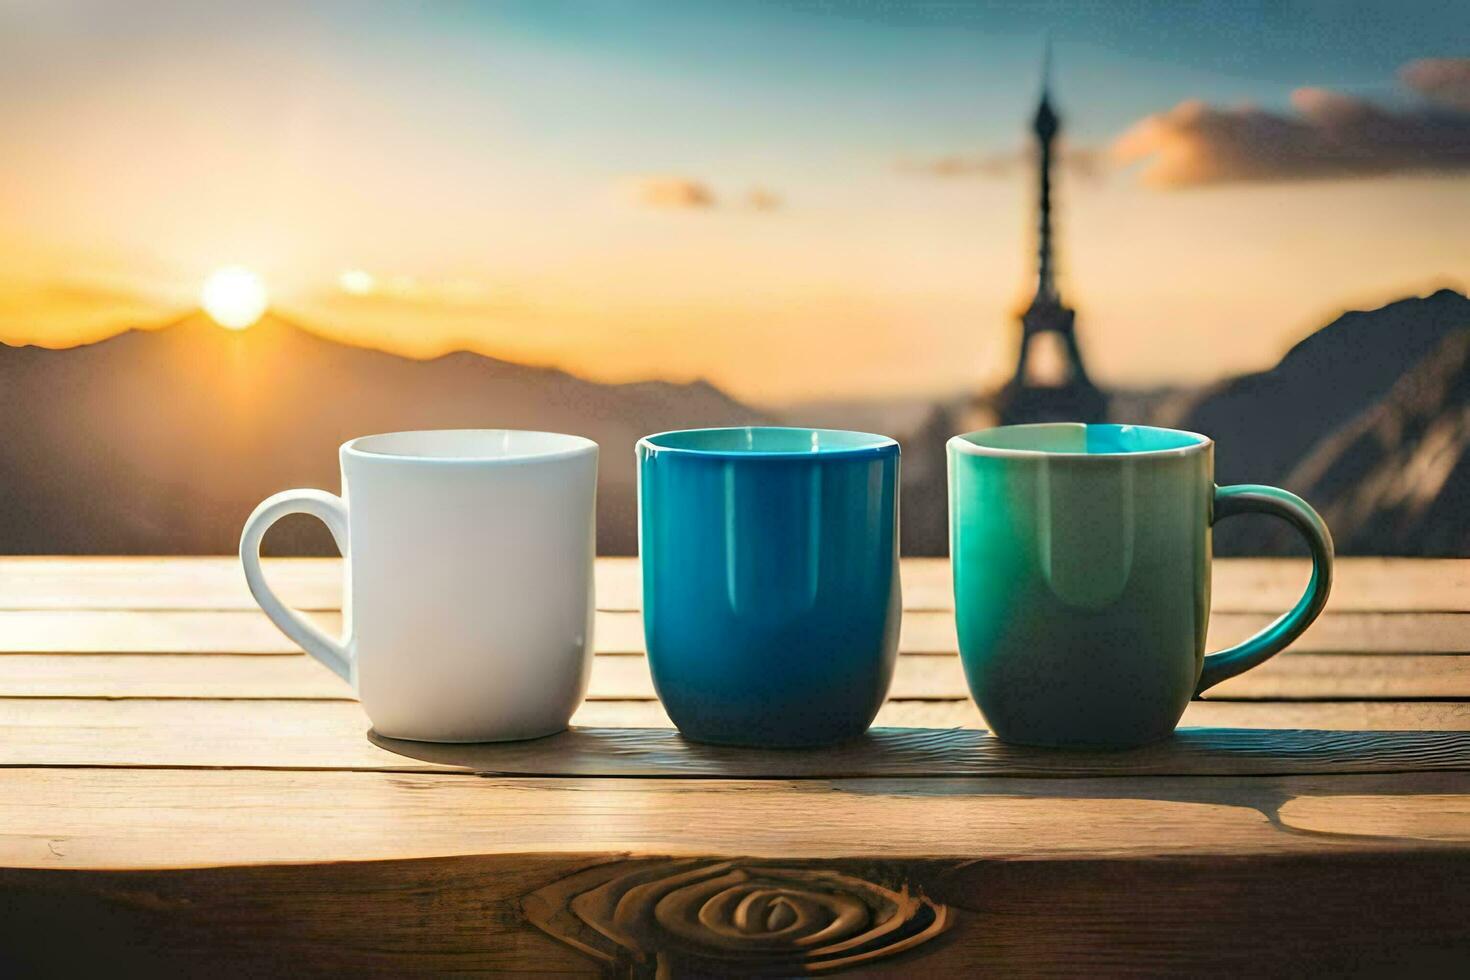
[1278,794,1470,841]
[0,556,629,612]
[896,609,1470,655]
[0,610,339,654]
[2,556,1467,613]
[4,607,1464,655]
[1205,653,1470,700]
[898,557,1470,614]
[1,556,1467,976]
[0,557,344,611]
[2,698,1466,772]
[7,650,1466,700]
[0,653,353,698]
[5,850,1469,975]
[5,768,1470,872]
[522,857,953,974]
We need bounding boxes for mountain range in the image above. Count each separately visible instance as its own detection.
[1177,288,1470,556]
[1,289,1466,556]
[0,313,764,555]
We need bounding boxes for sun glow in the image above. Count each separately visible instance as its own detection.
[201,266,268,329]
[338,268,376,295]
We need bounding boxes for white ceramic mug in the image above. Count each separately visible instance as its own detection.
[240,429,598,742]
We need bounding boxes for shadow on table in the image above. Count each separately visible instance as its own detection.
[368,726,1470,842]
[367,725,1470,780]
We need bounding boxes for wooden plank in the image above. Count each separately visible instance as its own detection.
[0,654,353,699]
[579,652,1470,702]
[2,554,1465,975]
[0,610,340,654]
[1202,610,1470,654]
[1,557,1467,614]
[5,650,1466,701]
[2,607,1465,655]
[3,848,1468,975]
[896,610,1470,655]
[0,557,635,613]
[0,698,418,771]
[0,609,640,655]
[0,557,345,612]
[3,768,1469,872]
[1206,653,1470,700]
[2,699,1466,772]
[1213,557,1470,614]
[1278,794,1470,841]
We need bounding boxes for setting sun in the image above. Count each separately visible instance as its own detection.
[201,266,268,330]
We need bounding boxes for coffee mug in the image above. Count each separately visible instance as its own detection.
[240,429,598,742]
[638,427,901,747]
[948,423,1333,748]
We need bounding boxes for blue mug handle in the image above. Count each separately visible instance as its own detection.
[1196,484,1334,696]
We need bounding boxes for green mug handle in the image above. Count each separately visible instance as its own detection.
[1196,484,1335,696]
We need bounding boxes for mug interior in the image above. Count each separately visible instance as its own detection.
[345,429,595,462]
[953,423,1208,457]
[640,426,896,457]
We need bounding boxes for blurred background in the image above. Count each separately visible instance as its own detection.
[1,0,1466,557]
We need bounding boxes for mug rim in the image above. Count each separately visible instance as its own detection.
[638,425,899,460]
[949,422,1212,460]
[342,428,597,465]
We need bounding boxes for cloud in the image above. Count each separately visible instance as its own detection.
[1402,57,1470,110]
[620,177,783,212]
[624,176,716,209]
[745,186,782,210]
[1112,58,1470,188]
[899,144,1102,180]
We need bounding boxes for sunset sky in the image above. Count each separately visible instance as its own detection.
[1,0,1467,404]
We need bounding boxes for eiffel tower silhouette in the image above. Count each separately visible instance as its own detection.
[994,45,1106,426]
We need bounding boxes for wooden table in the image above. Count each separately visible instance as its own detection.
[1,557,1468,975]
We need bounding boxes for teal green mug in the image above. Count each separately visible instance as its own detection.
[948,423,1333,748]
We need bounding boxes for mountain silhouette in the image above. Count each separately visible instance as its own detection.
[1179,288,1470,555]
[0,312,765,555]
[2,292,1467,557]
[1276,328,1470,554]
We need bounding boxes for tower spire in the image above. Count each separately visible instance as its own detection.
[1041,32,1053,101]
[992,40,1107,426]
[1033,35,1059,302]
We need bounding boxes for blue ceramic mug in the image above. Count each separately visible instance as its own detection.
[637,427,901,747]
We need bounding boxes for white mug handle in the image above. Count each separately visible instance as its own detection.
[239,489,353,684]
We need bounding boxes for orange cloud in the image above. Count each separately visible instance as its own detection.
[745,186,782,210]
[1112,59,1470,188]
[621,177,783,212]
[624,176,716,209]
